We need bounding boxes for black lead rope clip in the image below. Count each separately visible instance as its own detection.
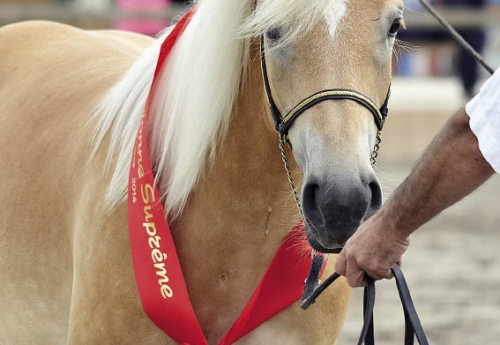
[301,254,326,302]
[301,264,429,345]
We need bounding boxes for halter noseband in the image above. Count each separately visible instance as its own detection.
[260,36,391,137]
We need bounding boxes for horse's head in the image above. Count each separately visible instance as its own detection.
[254,0,404,252]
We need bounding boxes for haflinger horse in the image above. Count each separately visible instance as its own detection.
[0,0,404,344]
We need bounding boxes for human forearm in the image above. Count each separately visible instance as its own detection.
[383,107,495,238]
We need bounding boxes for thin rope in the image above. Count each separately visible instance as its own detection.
[417,0,494,75]
[370,132,381,167]
[279,135,304,219]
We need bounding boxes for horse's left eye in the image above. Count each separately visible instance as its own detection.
[388,19,403,37]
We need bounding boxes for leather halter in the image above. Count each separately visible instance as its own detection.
[260,36,391,137]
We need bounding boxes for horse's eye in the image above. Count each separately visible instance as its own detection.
[265,27,283,42]
[388,19,403,37]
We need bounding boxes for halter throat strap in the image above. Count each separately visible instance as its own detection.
[260,36,390,137]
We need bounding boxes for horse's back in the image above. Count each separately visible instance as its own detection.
[0,21,153,344]
[0,20,152,106]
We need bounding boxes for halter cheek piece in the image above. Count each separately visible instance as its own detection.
[260,35,391,138]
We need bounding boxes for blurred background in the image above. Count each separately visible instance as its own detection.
[1,0,498,343]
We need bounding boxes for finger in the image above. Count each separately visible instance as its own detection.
[347,269,366,288]
[357,258,394,281]
[365,264,394,280]
[345,257,367,288]
[378,269,394,280]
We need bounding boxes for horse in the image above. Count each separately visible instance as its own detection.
[0,0,404,343]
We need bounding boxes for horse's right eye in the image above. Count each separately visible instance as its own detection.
[388,18,404,37]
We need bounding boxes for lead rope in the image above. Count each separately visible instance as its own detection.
[417,0,494,75]
[279,135,304,219]
[302,264,429,345]
[283,129,382,303]
[370,132,382,167]
[279,135,324,302]
[281,127,382,303]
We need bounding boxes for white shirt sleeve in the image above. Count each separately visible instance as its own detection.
[465,68,500,174]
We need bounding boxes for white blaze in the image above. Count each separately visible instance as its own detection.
[325,0,348,37]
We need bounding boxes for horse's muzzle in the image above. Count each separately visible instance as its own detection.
[301,177,382,253]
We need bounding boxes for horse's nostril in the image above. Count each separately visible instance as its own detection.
[368,180,382,210]
[302,182,326,227]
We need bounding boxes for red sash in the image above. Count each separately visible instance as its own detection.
[128,8,317,344]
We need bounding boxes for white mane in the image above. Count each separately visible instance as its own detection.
[92,0,341,217]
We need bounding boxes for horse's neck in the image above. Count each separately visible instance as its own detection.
[170,43,301,342]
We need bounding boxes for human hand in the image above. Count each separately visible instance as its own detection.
[335,210,410,287]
